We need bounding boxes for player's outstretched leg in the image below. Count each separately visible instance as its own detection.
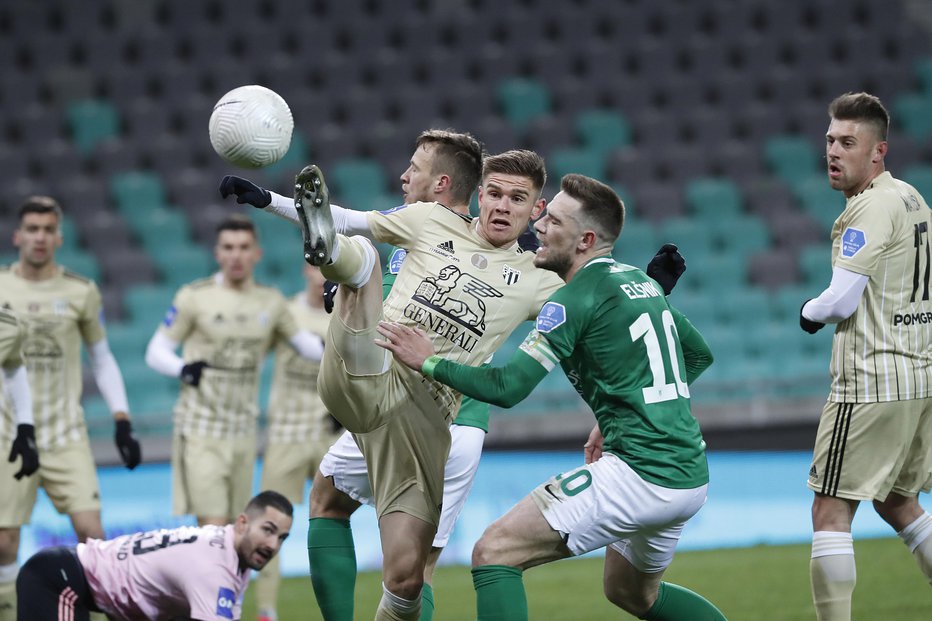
[294,164,334,266]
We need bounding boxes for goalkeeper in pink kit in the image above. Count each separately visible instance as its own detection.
[16,491,292,621]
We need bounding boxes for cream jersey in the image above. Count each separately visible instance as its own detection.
[0,263,105,450]
[367,202,563,419]
[828,171,932,402]
[266,294,331,444]
[0,307,25,370]
[159,275,298,437]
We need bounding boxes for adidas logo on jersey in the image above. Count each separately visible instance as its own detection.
[437,240,454,253]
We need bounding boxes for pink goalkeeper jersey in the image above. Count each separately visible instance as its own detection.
[76,524,249,621]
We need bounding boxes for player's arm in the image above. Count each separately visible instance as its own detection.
[289,330,325,361]
[800,266,869,333]
[3,364,38,479]
[377,322,550,408]
[218,176,372,237]
[145,292,210,387]
[669,306,714,384]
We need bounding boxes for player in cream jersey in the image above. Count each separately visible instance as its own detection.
[255,265,340,621]
[146,215,324,527]
[0,196,140,621]
[0,308,38,485]
[800,93,932,621]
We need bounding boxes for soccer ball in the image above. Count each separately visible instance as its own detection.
[208,85,294,169]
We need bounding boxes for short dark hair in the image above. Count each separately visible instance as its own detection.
[18,196,63,223]
[482,150,546,193]
[416,129,484,206]
[245,490,293,518]
[829,92,890,142]
[215,214,257,239]
[560,174,624,246]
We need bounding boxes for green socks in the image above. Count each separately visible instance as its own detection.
[418,583,434,621]
[472,565,527,621]
[308,518,357,621]
[642,582,728,621]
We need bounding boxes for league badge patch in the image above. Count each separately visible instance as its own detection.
[388,248,407,275]
[162,305,178,327]
[536,302,566,333]
[841,227,866,258]
[216,587,235,619]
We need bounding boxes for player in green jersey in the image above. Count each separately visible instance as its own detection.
[379,174,727,621]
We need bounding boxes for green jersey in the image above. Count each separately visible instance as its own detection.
[429,257,712,489]
[384,246,491,431]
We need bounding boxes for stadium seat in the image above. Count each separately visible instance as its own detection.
[893,92,932,140]
[575,109,631,156]
[715,215,771,257]
[916,57,932,96]
[497,77,551,133]
[613,218,655,265]
[123,283,177,329]
[547,147,606,182]
[110,171,168,211]
[657,217,717,260]
[151,245,214,289]
[328,157,388,210]
[792,175,845,233]
[57,248,101,282]
[131,207,193,253]
[685,178,743,219]
[903,164,932,200]
[66,100,121,154]
[763,135,820,181]
[798,244,833,287]
[259,131,311,181]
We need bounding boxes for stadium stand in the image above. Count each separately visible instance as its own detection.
[0,0,929,450]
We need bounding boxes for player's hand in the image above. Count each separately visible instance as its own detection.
[583,424,604,464]
[8,423,38,480]
[114,419,142,470]
[646,243,686,295]
[799,300,825,334]
[218,175,272,208]
[180,361,209,387]
[375,321,435,371]
[323,280,339,314]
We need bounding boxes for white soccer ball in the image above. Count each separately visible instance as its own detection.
[208,85,294,169]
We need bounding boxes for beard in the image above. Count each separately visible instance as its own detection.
[534,247,572,278]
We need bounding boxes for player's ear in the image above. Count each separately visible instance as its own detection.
[531,197,546,220]
[435,174,451,195]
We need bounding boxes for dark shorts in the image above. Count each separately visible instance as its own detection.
[16,546,99,621]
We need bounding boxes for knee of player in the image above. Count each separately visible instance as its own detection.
[471,533,503,567]
[309,476,356,519]
[603,580,654,617]
[382,572,424,601]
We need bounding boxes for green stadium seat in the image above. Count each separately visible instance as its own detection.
[612,182,636,215]
[548,147,606,182]
[152,245,214,289]
[903,165,932,201]
[613,218,656,265]
[66,100,120,154]
[792,175,844,233]
[329,158,387,210]
[58,215,80,251]
[798,244,833,287]
[893,93,932,140]
[715,215,770,257]
[658,217,717,260]
[916,57,932,96]
[669,292,718,330]
[57,248,101,282]
[685,178,743,219]
[575,109,631,156]
[104,320,152,362]
[123,283,176,328]
[715,287,771,329]
[770,284,819,323]
[111,171,168,211]
[684,254,748,294]
[497,77,551,133]
[131,207,193,253]
[763,135,820,181]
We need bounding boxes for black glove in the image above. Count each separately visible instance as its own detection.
[799,300,825,334]
[218,175,272,208]
[517,227,540,252]
[646,243,686,295]
[180,361,209,387]
[323,280,339,314]
[8,424,38,480]
[114,419,141,470]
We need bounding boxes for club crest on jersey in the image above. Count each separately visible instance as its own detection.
[388,248,407,275]
[216,587,235,619]
[52,299,68,315]
[502,265,521,285]
[841,227,866,258]
[162,305,178,327]
[536,302,566,333]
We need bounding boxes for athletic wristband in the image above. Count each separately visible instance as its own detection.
[422,355,443,377]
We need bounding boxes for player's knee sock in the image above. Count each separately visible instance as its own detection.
[472,565,527,621]
[0,563,16,621]
[307,518,356,621]
[897,511,932,584]
[418,582,434,621]
[375,583,421,621]
[640,582,728,620]
[810,531,856,621]
[321,235,376,288]
[255,553,281,619]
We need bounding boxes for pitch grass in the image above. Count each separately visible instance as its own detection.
[243,537,931,620]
